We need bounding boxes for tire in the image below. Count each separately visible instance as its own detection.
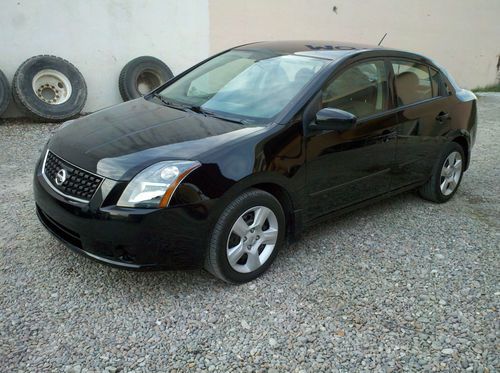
[0,69,10,117]
[119,56,173,101]
[205,189,286,283]
[12,55,87,122]
[418,142,465,203]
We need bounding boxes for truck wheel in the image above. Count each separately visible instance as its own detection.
[119,56,173,101]
[0,69,11,117]
[12,55,87,122]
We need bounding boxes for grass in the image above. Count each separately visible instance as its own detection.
[471,83,500,92]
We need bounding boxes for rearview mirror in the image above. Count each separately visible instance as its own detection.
[311,108,357,132]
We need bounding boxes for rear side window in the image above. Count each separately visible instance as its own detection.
[392,61,434,105]
[429,67,444,97]
[322,60,388,118]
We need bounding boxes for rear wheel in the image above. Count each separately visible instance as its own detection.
[205,189,285,283]
[419,142,465,203]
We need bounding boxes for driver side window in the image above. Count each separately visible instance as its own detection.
[322,60,388,118]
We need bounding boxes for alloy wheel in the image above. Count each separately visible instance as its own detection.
[440,151,463,196]
[226,206,279,273]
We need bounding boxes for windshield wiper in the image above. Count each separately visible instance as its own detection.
[151,93,188,112]
[187,105,248,125]
[152,96,249,125]
[187,105,205,115]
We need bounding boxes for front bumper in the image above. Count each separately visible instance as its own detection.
[34,160,218,270]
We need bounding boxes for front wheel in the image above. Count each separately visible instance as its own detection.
[205,189,286,283]
[419,142,465,203]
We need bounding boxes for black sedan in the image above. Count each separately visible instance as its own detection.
[34,41,477,283]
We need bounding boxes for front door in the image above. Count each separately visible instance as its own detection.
[306,59,397,220]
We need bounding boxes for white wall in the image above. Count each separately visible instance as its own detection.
[0,0,209,117]
[210,0,500,90]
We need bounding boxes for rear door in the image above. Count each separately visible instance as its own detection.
[390,60,452,187]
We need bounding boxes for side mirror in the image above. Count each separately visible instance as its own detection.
[311,108,357,132]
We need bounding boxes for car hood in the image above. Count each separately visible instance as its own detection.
[48,98,265,180]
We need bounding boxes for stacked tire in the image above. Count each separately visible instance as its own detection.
[2,54,173,122]
[12,55,87,122]
[0,69,10,118]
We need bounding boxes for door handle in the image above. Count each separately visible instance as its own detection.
[436,112,450,122]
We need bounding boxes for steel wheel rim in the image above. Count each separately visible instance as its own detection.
[32,69,72,105]
[226,206,279,273]
[136,69,163,95]
[440,151,462,196]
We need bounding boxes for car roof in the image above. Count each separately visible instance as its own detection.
[234,40,387,60]
[233,40,441,71]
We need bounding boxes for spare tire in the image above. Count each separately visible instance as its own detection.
[12,55,87,122]
[0,69,10,117]
[119,56,173,101]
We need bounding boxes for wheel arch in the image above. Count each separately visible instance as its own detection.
[252,182,296,239]
[451,135,470,171]
[180,165,305,243]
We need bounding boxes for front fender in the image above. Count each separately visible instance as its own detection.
[170,163,305,210]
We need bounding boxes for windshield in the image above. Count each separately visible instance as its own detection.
[155,50,328,124]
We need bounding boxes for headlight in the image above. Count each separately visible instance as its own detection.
[117,160,200,208]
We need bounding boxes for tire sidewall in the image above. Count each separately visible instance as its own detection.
[0,69,10,117]
[13,56,87,121]
[432,142,465,202]
[209,191,286,283]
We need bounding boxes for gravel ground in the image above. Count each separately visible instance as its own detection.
[0,95,499,372]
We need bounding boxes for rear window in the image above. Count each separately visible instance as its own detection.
[392,61,433,106]
[430,67,444,97]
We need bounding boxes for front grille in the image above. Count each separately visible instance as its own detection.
[43,150,103,202]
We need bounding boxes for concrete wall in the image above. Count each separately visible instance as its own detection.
[209,0,500,89]
[1,0,209,116]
